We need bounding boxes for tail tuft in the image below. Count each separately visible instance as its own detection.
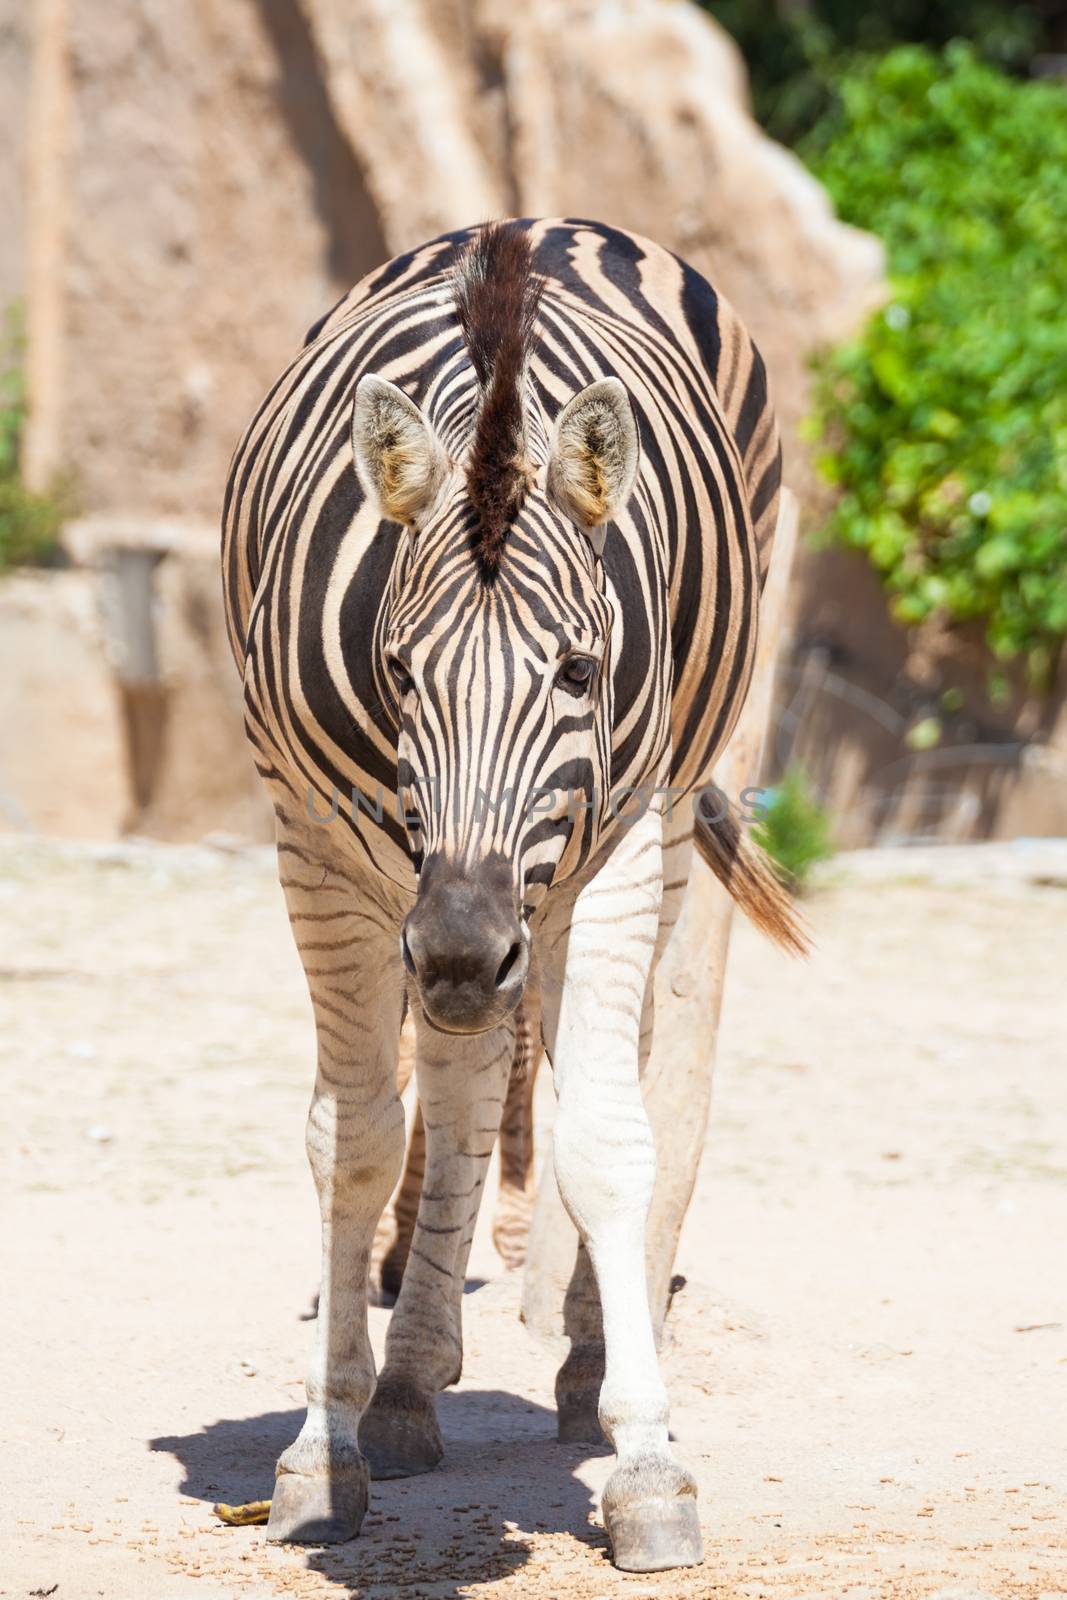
[693,790,810,956]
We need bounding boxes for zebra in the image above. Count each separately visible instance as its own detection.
[222,218,801,1572]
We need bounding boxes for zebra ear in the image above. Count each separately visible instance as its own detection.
[547,377,639,556]
[352,374,448,527]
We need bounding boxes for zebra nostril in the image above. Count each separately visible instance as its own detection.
[401,928,417,978]
[495,941,521,990]
[494,940,522,991]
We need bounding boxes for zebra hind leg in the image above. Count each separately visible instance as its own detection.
[373,1104,424,1301]
[369,1010,422,1305]
[554,1240,605,1442]
[490,996,540,1269]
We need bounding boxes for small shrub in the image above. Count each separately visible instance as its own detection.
[0,305,65,574]
[700,1,1044,146]
[805,46,1067,684]
[753,768,833,890]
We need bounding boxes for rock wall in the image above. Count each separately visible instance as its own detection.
[0,539,273,843]
[0,2,29,312]
[22,0,388,515]
[19,0,880,516]
[0,572,128,835]
[494,0,882,475]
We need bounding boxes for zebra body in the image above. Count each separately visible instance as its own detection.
[222,219,790,1570]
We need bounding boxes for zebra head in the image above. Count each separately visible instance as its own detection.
[350,233,640,1034]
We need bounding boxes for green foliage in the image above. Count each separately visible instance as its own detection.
[804,45,1067,681]
[698,1,837,147]
[0,306,65,573]
[753,768,833,890]
[700,0,1046,146]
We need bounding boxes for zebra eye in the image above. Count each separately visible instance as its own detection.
[556,654,596,696]
[387,656,414,698]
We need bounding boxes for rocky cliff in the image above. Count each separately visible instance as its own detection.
[17,0,881,517]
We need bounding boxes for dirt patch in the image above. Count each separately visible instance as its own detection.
[2,838,1065,1597]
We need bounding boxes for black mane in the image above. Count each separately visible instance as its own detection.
[453,222,543,575]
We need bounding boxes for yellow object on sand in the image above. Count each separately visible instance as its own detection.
[213,1499,271,1526]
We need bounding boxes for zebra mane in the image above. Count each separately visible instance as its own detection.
[453,222,543,576]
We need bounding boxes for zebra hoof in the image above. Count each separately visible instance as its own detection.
[358,1378,443,1479]
[266,1467,367,1544]
[602,1456,703,1572]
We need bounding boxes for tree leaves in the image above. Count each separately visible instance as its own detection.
[807,46,1067,683]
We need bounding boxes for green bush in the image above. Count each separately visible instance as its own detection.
[805,45,1067,682]
[700,1,1046,146]
[0,305,65,574]
[753,768,833,890]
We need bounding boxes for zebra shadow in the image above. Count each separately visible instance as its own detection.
[152,1390,610,1594]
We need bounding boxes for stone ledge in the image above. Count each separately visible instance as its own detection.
[62,515,220,567]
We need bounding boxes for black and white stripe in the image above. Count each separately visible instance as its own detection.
[221,217,787,1563]
[223,217,780,896]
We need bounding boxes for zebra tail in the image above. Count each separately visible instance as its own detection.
[693,801,810,957]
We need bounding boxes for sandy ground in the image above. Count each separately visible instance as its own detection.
[2,836,1066,1600]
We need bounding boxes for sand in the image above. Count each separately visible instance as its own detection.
[3,836,1065,1599]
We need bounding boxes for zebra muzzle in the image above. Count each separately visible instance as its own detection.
[401,853,529,1035]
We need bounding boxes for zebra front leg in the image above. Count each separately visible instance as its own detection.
[358,1002,515,1478]
[543,804,703,1573]
[553,982,653,1443]
[554,816,693,1442]
[267,838,407,1544]
[374,1004,532,1301]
